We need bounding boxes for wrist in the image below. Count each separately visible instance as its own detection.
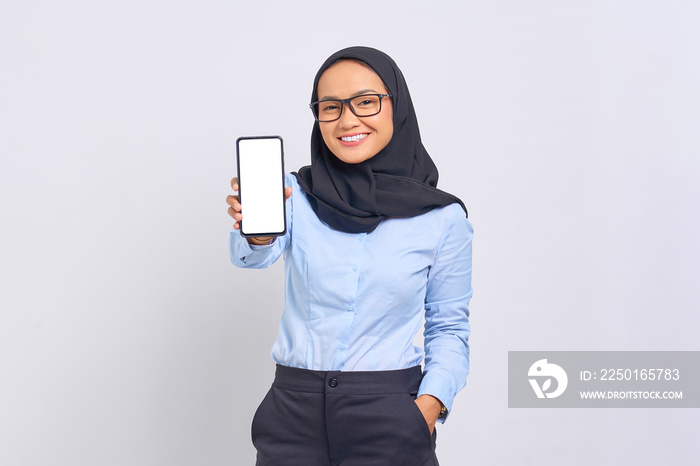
[417,394,443,417]
[422,394,447,418]
[247,236,273,245]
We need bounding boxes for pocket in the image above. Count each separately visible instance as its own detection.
[251,387,274,442]
[403,394,434,446]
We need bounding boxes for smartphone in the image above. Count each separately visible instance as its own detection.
[235,136,287,237]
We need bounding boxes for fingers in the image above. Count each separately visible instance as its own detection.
[226,194,241,209]
[228,178,291,230]
[227,204,242,221]
[228,178,242,229]
[228,206,242,230]
[227,192,242,229]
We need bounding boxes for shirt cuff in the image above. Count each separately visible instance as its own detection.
[229,230,275,266]
[417,371,456,423]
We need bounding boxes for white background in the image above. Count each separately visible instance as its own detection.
[1,1,698,465]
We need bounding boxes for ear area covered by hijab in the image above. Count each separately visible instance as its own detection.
[293,46,468,234]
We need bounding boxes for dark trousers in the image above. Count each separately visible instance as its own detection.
[252,364,439,466]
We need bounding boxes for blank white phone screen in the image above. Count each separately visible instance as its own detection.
[237,137,285,236]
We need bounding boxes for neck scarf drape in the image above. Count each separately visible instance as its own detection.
[293,46,468,234]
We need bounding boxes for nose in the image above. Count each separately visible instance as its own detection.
[338,102,360,128]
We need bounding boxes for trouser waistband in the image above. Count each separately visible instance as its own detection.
[272,364,423,395]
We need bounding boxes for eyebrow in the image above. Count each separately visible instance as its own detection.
[319,89,379,100]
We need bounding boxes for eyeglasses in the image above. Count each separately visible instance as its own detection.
[310,93,392,122]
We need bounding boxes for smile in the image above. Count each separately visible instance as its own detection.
[340,133,369,143]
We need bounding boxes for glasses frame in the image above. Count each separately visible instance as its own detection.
[309,93,393,122]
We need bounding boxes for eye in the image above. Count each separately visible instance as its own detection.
[322,103,339,111]
[353,95,380,109]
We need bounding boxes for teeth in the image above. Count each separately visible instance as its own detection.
[341,134,367,142]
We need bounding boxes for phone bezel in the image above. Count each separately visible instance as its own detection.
[235,135,287,238]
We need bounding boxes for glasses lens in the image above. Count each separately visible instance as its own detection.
[314,100,342,122]
[350,94,381,116]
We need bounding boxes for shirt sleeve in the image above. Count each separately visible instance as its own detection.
[417,204,473,423]
[228,229,289,268]
[228,178,293,269]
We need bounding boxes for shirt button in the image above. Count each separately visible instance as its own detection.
[352,265,358,271]
[339,344,347,350]
[328,378,338,388]
[346,304,353,311]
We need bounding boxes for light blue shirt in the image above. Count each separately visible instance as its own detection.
[229,174,473,419]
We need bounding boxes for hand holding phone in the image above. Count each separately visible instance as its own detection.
[230,136,288,239]
[227,177,292,244]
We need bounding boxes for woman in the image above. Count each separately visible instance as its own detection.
[226,46,473,466]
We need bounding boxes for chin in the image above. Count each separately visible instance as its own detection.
[338,154,371,164]
[331,148,375,165]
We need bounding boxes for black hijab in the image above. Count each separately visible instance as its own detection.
[293,46,467,234]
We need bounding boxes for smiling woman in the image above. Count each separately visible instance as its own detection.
[226,46,473,466]
[313,60,394,164]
